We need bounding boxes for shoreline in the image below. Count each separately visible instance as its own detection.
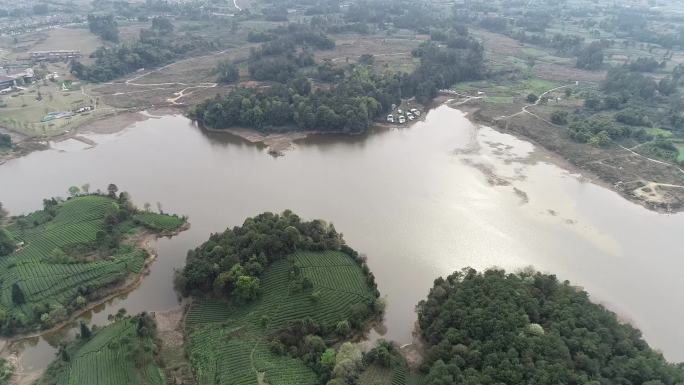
[1,222,190,384]
[2,100,680,214]
[0,107,177,165]
[453,100,684,214]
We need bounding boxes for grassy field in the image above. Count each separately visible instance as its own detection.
[0,27,101,63]
[133,212,185,232]
[676,144,684,162]
[0,195,185,333]
[0,83,111,138]
[36,315,164,385]
[453,77,561,106]
[184,250,377,385]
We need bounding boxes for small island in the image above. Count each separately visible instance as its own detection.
[178,211,383,385]
[0,186,187,334]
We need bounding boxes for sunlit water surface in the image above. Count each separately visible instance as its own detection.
[1,105,683,373]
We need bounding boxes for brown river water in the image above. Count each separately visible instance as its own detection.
[1,105,683,375]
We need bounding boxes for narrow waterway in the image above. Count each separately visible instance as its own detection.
[1,105,683,375]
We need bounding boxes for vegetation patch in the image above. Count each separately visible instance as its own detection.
[416,268,684,385]
[0,188,186,334]
[36,312,164,385]
[181,212,382,385]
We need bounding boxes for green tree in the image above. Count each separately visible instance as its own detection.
[68,186,81,197]
[0,229,15,256]
[107,184,118,198]
[576,41,604,70]
[550,111,568,125]
[0,133,11,149]
[79,321,92,339]
[234,276,261,303]
[216,61,239,84]
[11,283,25,305]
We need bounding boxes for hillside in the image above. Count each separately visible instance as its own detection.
[180,212,383,385]
[0,193,186,334]
[36,312,164,385]
[416,268,684,385]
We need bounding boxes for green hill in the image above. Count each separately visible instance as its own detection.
[182,212,382,385]
[186,251,379,385]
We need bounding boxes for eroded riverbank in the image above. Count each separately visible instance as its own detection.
[1,105,683,380]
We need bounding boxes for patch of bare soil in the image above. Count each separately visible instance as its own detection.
[80,111,150,135]
[7,353,40,385]
[532,62,605,83]
[401,321,426,371]
[471,28,522,56]
[213,127,310,156]
[156,301,194,385]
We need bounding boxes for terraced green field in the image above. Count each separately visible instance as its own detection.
[133,212,185,231]
[358,353,410,385]
[0,195,185,333]
[185,250,377,385]
[37,316,164,385]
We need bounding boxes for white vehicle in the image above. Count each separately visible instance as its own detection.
[398,115,406,124]
[407,113,414,121]
[387,114,394,123]
[410,108,421,116]
[397,109,403,114]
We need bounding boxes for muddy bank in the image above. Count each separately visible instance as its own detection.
[458,99,684,213]
[0,108,180,164]
[206,126,313,156]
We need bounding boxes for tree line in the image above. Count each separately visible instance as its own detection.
[87,14,119,42]
[190,31,483,133]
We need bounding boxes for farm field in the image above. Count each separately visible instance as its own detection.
[184,250,377,385]
[0,194,186,334]
[36,314,164,385]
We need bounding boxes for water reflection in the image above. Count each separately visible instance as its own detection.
[1,105,683,376]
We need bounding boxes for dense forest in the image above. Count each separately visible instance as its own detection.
[417,268,684,385]
[189,23,483,133]
[87,14,119,42]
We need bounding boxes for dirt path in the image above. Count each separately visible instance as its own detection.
[167,84,219,105]
[497,83,684,186]
[504,84,572,120]
[618,144,684,176]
